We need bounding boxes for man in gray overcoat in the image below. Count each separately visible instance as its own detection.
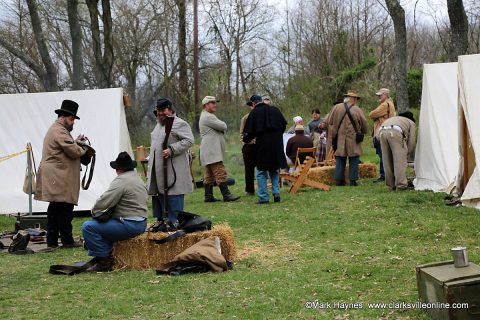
[147,98,194,231]
[199,96,240,202]
[35,100,87,249]
[326,90,368,186]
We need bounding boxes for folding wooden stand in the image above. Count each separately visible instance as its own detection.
[280,156,330,193]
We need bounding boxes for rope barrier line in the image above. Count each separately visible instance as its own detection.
[0,143,32,163]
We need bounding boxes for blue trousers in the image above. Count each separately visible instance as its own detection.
[334,156,360,182]
[256,169,280,203]
[152,194,184,224]
[374,138,385,178]
[82,218,146,257]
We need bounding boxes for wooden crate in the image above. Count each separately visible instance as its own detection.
[416,260,480,319]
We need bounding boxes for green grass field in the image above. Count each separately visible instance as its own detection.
[1,137,478,320]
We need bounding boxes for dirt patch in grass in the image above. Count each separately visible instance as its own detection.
[237,236,303,261]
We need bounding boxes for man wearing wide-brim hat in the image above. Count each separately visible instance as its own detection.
[81,152,148,272]
[325,90,368,186]
[35,99,88,249]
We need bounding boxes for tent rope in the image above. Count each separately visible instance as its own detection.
[0,145,31,163]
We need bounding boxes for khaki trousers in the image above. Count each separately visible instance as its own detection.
[379,129,408,190]
[203,161,228,185]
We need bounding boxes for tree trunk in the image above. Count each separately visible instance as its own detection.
[67,0,84,90]
[26,0,59,91]
[176,0,189,108]
[86,0,114,88]
[385,0,409,113]
[447,0,469,61]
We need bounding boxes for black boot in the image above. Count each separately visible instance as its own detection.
[86,256,115,272]
[204,184,220,202]
[219,183,240,202]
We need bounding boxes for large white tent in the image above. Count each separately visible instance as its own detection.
[457,54,480,208]
[414,62,459,192]
[0,88,132,214]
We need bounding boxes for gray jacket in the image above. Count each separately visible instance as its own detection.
[147,116,194,196]
[199,110,227,166]
[92,171,148,219]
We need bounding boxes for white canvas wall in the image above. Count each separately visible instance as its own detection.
[0,88,132,214]
[458,54,480,208]
[414,62,459,192]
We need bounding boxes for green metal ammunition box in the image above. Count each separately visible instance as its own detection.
[15,215,48,230]
[416,261,480,319]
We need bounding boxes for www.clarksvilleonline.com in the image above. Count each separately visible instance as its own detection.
[304,300,469,310]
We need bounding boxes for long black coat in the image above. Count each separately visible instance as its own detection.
[243,103,287,171]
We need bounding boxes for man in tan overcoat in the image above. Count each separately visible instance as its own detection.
[369,88,396,182]
[147,98,194,231]
[326,90,368,186]
[35,100,87,249]
[199,96,240,202]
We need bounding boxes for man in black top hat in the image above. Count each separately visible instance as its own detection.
[35,100,88,249]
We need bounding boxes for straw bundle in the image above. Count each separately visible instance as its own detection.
[307,162,377,185]
[112,224,236,270]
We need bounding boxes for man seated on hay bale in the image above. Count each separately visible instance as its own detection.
[82,152,148,272]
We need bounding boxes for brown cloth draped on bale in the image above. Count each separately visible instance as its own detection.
[157,236,229,273]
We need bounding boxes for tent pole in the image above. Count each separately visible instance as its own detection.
[462,112,469,189]
[27,143,32,216]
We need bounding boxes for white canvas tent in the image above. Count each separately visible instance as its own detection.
[414,62,459,192]
[457,54,480,208]
[0,88,132,214]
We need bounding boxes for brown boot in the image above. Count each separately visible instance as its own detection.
[86,256,115,272]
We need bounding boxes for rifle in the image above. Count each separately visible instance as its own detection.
[161,116,175,224]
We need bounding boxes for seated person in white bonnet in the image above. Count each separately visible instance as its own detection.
[287,116,311,135]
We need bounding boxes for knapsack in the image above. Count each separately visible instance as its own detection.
[152,211,212,244]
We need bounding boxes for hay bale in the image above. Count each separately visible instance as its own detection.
[358,162,377,178]
[112,224,236,270]
[307,162,377,185]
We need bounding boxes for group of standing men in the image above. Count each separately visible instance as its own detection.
[326,88,416,190]
[32,87,416,270]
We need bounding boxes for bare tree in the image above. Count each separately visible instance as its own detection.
[67,0,84,90]
[175,0,189,106]
[0,0,59,91]
[203,0,274,102]
[447,0,469,61]
[86,0,114,88]
[385,0,409,112]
